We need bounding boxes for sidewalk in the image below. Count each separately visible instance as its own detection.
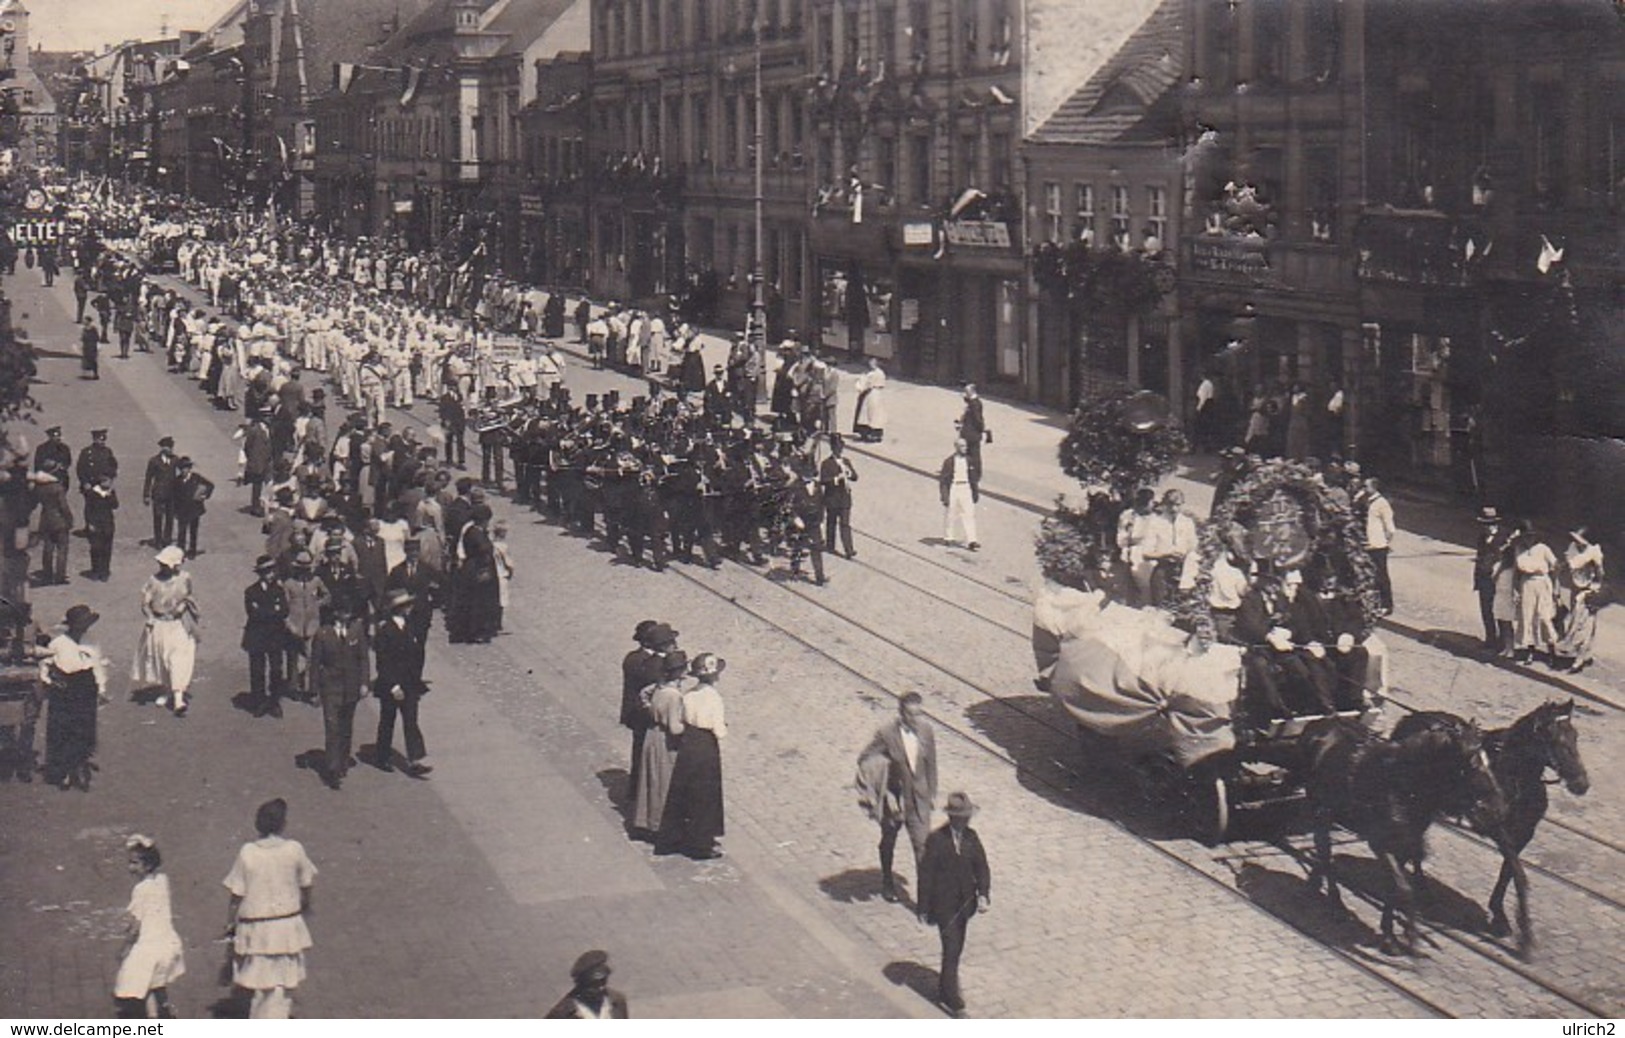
[550,311,1624,706]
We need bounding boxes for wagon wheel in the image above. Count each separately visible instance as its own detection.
[1178,766,1230,845]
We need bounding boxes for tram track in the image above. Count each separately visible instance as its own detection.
[146,275,1618,1014]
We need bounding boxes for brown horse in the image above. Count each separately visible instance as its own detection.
[1392,700,1589,956]
[1299,714,1505,955]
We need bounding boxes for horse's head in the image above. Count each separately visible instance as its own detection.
[1534,699,1590,796]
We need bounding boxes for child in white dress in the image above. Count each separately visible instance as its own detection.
[114,835,186,1018]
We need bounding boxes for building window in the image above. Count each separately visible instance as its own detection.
[1531,81,1566,205]
[693,215,715,266]
[908,0,930,75]
[1305,147,1337,241]
[1204,0,1234,87]
[1074,183,1095,242]
[876,4,897,76]
[959,132,980,190]
[695,0,710,42]
[723,93,740,168]
[989,132,1011,189]
[959,0,979,67]
[817,132,835,186]
[1145,185,1167,244]
[693,92,711,166]
[842,4,861,71]
[649,1,661,48]
[631,2,643,54]
[615,6,628,56]
[990,0,1012,66]
[877,135,897,204]
[1043,182,1062,242]
[817,10,836,71]
[766,93,783,160]
[786,227,804,299]
[1303,1,1339,84]
[1249,0,1285,85]
[909,133,932,205]
[668,0,684,45]
[1111,184,1131,246]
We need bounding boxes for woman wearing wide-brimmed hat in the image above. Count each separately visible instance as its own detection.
[656,652,728,859]
[40,604,110,790]
[1556,527,1605,674]
[132,545,201,715]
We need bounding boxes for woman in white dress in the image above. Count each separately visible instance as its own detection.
[1557,528,1605,674]
[852,358,889,443]
[114,835,185,1019]
[491,519,515,631]
[132,545,201,716]
[223,798,318,1020]
[1513,528,1560,662]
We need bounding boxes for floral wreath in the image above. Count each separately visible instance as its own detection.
[1173,458,1382,648]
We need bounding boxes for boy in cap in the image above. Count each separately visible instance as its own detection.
[544,950,628,1019]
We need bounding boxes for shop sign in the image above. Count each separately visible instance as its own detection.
[902,221,935,247]
[944,220,1012,248]
[392,199,414,214]
[7,218,65,245]
[1189,237,1270,274]
[519,194,545,217]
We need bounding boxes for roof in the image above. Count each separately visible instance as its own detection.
[292,0,439,99]
[375,0,499,61]
[1029,0,1185,146]
[485,0,581,55]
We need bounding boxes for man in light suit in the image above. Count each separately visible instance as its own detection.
[311,598,370,789]
[856,692,938,904]
[917,792,991,1018]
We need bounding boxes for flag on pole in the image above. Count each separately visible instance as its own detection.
[950,187,986,219]
[1535,234,1563,274]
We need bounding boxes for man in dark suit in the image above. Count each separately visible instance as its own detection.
[142,437,179,547]
[857,692,938,904]
[957,383,989,472]
[1472,506,1510,649]
[171,457,214,558]
[1234,568,1335,722]
[312,598,371,789]
[438,389,467,469]
[373,589,431,777]
[31,469,73,585]
[819,434,858,559]
[353,518,391,610]
[384,537,440,643]
[917,792,991,1018]
[82,475,118,581]
[74,429,118,505]
[242,555,291,717]
[241,416,273,517]
[620,621,676,805]
[788,462,827,585]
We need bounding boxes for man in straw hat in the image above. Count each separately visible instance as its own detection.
[544,950,629,1019]
[1473,506,1511,649]
[372,588,431,777]
[916,791,991,1018]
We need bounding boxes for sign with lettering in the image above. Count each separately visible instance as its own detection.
[519,195,546,218]
[7,219,66,245]
[490,334,528,361]
[1189,237,1270,274]
[903,221,935,247]
[944,220,1012,248]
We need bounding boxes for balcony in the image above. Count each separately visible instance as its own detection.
[1355,208,1476,288]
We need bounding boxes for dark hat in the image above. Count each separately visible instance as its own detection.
[569,950,611,982]
[383,588,416,612]
[63,604,100,630]
[944,791,979,818]
[45,426,62,436]
[176,456,194,469]
[662,650,690,677]
[647,622,679,648]
[633,619,661,644]
[91,428,108,438]
[254,554,278,574]
[157,436,175,448]
[1476,506,1502,524]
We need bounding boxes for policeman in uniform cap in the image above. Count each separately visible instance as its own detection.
[544,951,628,1019]
[143,437,180,547]
[33,427,71,475]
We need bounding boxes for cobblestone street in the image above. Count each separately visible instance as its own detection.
[1,265,1619,1019]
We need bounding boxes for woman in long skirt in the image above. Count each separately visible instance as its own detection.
[631,652,689,838]
[1514,529,1560,662]
[224,799,318,1020]
[114,836,185,1019]
[1557,528,1605,673]
[41,604,110,790]
[657,653,728,860]
[852,358,889,443]
[132,545,200,715]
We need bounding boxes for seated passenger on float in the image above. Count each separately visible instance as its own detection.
[1233,568,1336,723]
[1314,573,1371,712]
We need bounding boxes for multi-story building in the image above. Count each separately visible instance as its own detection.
[0,0,60,170]
[1023,0,1183,411]
[517,50,591,286]
[587,0,811,336]
[1182,0,1621,525]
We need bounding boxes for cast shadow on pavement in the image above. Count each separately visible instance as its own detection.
[596,766,630,811]
[961,695,1194,842]
[881,960,940,1007]
[1386,619,1609,709]
[1231,860,1380,954]
[1330,852,1491,935]
[817,866,911,908]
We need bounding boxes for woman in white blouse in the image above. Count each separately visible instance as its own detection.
[656,653,728,860]
[223,798,318,1019]
[41,604,110,790]
[1513,529,1560,662]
